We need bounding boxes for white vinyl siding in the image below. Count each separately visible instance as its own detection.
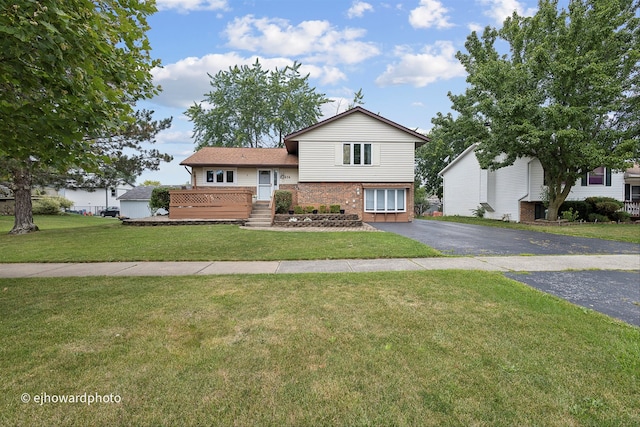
[299,141,414,182]
[194,167,299,187]
[295,111,420,183]
[567,172,625,200]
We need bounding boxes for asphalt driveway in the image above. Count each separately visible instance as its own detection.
[372,220,640,256]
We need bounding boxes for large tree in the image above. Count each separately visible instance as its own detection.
[440,0,639,220]
[186,59,329,149]
[0,0,161,234]
[55,110,173,188]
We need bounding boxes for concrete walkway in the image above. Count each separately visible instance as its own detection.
[1,254,638,278]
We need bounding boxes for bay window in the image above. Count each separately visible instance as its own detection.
[365,188,406,212]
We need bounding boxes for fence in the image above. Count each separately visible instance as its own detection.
[169,189,253,220]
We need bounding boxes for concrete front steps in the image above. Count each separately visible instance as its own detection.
[245,202,272,227]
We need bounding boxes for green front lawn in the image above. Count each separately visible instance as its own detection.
[0,215,439,262]
[1,272,638,426]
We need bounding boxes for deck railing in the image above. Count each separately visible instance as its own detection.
[624,201,640,218]
[169,189,253,220]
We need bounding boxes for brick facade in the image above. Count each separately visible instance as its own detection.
[280,182,414,222]
[520,201,536,223]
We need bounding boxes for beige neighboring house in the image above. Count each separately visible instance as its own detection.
[172,107,430,223]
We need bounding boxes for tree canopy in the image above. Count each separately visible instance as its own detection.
[434,0,639,220]
[186,59,329,149]
[0,0,162,233]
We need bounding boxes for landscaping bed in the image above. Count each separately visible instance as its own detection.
[273,213,362,227]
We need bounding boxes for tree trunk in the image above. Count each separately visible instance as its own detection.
[546,182,573,222]
[547,197,562,221]
[9,167,39,235]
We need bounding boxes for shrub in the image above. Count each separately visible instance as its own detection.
[318,205,327,214]
[304,205,315,214]
[585,197,624,220]
[274,190,292,214]
[588,213,610,223]
[329,204,340,213]
[150,187,171,212]
[559,201,590,221]
[293,205,304,214]
[610,211,631,223]
[471,205,486,218]
[32,196,73,215]
[560,207,580,222]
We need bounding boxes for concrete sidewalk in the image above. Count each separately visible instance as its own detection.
[0,254,638,278]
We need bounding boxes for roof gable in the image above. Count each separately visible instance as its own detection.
[438,143,478,177]
[284,106,430,154]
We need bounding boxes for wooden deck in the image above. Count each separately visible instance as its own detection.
[169,189,253,220]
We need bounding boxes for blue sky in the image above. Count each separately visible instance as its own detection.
[138,0,540,185]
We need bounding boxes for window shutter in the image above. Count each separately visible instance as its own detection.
[625,184,631,201]
[335,144,343,166]
[372,144,380,166]
[581,174,587,186]
[605,168,612,186]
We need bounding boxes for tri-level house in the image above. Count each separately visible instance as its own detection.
[171,107,430,223]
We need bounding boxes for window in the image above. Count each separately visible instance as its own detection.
[364,188,406,212]
[588,167,605,185]
[206,169,235,184]
[343,143,372,165]
[110,188,116,197]
[630,185,640,202]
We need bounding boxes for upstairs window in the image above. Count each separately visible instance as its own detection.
[206,169,235,184]
[588,167,605,185]
[581,167,611,186]
[343,143,372,165]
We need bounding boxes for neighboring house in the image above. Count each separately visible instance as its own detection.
[117,186,169,219]
[58,184,133,215]
[173,107,430,222]
[439,143,640,222]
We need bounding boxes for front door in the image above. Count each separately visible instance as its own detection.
[257,170,272,201]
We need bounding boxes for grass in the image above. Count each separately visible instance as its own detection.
[1,272,638,426]
[425,215,640,244]
[0,215,439,262]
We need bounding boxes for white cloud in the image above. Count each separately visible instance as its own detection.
[409,0,454,29]
[375,41,466,87]
[151,53,346,109]
[468,22,485,33]
[156,0,228,13]
[347,1,374,18]
[477,0,537,25]
[155,130,193,146]
[223,15,380,65]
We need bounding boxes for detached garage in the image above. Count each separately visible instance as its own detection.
[117,186,168,219]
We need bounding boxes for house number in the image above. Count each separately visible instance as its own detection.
[280,174,291,180]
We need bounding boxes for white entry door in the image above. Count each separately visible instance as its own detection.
[257,170,272,201]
